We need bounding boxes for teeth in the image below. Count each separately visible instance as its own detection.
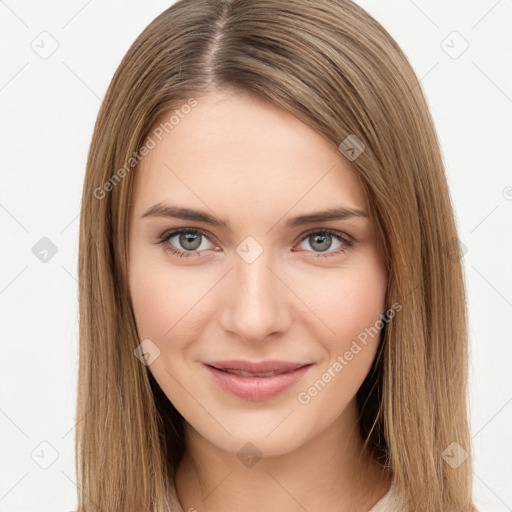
[223,368,291,377]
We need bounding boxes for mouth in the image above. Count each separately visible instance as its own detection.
[204,359,312,376]
[211,367,301,377]
[202,360,314,401]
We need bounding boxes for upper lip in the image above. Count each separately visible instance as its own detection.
[204,360,312,373]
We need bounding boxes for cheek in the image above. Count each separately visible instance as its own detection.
[302,259,386,343]
[129,248,220,361]
[129,247,195,342]
[330,276,385,348]
[297,258,387,385]
[130,273,171,340]
[292,271,386,421]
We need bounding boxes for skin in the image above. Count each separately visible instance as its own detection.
[128,90,391,512]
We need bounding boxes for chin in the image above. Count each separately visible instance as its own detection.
[186,405,320,461]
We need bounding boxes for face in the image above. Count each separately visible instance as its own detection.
[128,90,388,458]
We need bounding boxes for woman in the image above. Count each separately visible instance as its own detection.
[76,0,476,510]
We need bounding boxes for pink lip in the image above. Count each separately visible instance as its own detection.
[203,361,313,401]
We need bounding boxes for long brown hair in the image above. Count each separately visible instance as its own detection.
[77,0,475,510]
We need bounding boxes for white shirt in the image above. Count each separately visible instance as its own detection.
[166,481,401,511]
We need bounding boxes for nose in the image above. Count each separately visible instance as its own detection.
[220,251,292,343]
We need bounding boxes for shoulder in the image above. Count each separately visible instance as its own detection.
[368,481,402,512]
[167,484,185,512]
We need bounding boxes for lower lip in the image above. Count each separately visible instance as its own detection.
[204,364,313,401]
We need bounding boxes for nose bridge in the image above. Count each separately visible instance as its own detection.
[220,247,289,341]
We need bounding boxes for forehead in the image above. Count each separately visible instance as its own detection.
[132,91,368,221]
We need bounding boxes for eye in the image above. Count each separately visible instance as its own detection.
[156,227,354,259]
[293,229,354,258]
[156,228,217,258]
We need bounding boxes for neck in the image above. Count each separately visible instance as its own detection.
[173,399,392,512]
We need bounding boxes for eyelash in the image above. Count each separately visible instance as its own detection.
[156,227,354,259]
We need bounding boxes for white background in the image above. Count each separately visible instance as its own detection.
[0,1,511,511]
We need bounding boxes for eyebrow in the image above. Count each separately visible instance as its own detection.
[141,203,368,228]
